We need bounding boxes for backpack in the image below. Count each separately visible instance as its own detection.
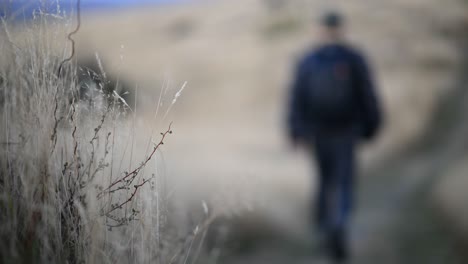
[305,52,356,124]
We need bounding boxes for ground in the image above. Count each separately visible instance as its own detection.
[70,0,468,263]
[219,61,468,263]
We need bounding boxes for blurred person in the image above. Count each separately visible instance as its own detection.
[287,11,382,263]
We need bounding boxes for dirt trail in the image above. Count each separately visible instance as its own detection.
[219,78,468,264]
[351,44,468,264]
[221,35,468,264]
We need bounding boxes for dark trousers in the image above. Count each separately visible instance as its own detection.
[312,133,355,235]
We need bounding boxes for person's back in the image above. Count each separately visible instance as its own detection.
[287,11,382,263]
[289,43,381,142]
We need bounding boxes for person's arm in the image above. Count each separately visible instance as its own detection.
[354,53,382,140]
[288,59,309,144]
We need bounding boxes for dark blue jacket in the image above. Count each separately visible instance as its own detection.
[288,43,382,141]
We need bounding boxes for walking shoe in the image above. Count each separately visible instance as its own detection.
[328,228,349,263]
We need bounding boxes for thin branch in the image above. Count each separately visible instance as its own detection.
[98,123,173,198]
[57,0,81,76]
[104,178,150,215]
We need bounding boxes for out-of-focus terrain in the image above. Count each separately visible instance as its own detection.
[74,0,465,197]
[32,0,468,262]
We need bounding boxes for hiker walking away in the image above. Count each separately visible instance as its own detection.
[287,11,382,263]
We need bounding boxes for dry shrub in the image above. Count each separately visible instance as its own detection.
[0,9,211,264]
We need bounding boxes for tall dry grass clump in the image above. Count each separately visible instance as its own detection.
[0,9,210,264]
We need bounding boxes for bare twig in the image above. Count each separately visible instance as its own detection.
[98,123,173,199]
[105,178,150,215]
[50,84,64,154]
[57,0,81,76]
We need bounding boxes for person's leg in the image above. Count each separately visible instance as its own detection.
[336,137,355,230]
[313,140,333,232]
[329,136,355,262]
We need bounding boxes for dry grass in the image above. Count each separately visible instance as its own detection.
[0,10,214,264]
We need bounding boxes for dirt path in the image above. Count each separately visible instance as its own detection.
[219,35,468,264]
[217,93,468,264]
[353,73,468,264]
[217,124,466,264]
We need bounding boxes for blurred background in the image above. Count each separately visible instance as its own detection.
[2,0,468,263]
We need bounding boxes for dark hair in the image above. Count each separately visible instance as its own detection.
[321,11,344,28]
